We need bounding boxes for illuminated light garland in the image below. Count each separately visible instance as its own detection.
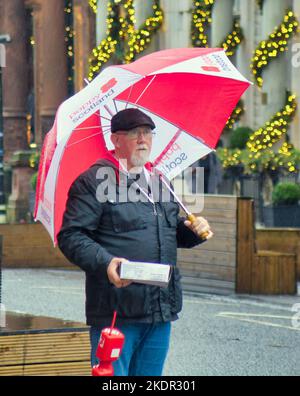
[250,10,299,88]
[217,144,300,175]
[119,0,136,59]
[217,148,242,169]
[219,18,244,57]
[191,2,244,128]
[218,19,244,128]
[64,1,75,94]
[124,1,163,63]
[88,0,163,81]
[192,1,243,54]
[89,0,98,13]
[218,93,299,173]
[88,0,119,81]
[246,9,299,173]
[244,147,299,174]
[276,142,300,173]
[247,93,297,153]
[226,100,245,130]
[191,0,214,48]
[220,18,244,128]
[211,4,299,174]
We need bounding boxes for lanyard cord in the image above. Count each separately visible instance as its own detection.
[116,158,155,206]
[131,170,157,215]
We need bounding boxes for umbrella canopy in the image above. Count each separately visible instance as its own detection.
[35,48,251,244]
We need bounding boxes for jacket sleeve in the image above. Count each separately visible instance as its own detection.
[57,174,114,275]
[176,216,206,248]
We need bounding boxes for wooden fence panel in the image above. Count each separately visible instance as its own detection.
[256,229,300,281]
[253,252,297,294]
[177,195,237,294]
[0,224,71,268]
[0,329,90,376]
[236,199,255,293]
[236,199,297,295]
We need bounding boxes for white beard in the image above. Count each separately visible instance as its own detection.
[130,146,150,168]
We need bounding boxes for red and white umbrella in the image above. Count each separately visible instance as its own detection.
[34,48,251,244]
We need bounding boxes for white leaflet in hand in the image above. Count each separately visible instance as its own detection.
[120,261,172,287]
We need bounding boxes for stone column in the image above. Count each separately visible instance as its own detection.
[236,0,258,128]
[96,0,109,44]
[1,0,29,161]
[291,0,300,149]
[211,0,234,47]
[261,0,288,124]
[74,0,96,92]
[34,0,68,144]
[159,0,193,49]
[6,151,35,224]
[134,0,158,57]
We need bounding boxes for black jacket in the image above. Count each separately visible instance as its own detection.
[57,157,204,327]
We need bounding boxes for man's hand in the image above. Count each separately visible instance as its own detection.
[184,216,213,240]
[107,257,132,288]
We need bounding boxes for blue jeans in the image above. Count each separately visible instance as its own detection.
[90,322,171,376]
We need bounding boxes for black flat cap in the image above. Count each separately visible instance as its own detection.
[111,108,156,133]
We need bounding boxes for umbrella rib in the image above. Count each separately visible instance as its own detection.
[125,85,134,109]
[66,131,104,147]
[98,114,112,122]
[94,112,110,122]
[113,100,119,113]
[134,75,156,105]
[102,128,112,136]
[73,126,110,131]
[104,105,114,117]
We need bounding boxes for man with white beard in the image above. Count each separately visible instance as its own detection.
[58,108,212,376]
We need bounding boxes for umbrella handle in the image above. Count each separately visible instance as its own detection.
[187,213,210,240]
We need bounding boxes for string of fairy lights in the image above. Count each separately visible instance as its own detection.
[124,2,163,63]
[191,0,214,48]
[88,0,119,80]
[247,8,299,174]
[250,10,298,88]
[64,0,75,95]
[221,4,300,174]
[219,17,244,58]
[191,1,244,58]
[89,0,98,14]
[218,144,300,174]
[247,94,297,153]
[220,16,245,129]
[88,0,163,81]
[220,94,298,174]
[225,101,244,130]
[191,1,244,129]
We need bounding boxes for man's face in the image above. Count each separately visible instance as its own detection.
[111,126,154,170]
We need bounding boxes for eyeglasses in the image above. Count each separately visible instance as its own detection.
[115,128,156,140]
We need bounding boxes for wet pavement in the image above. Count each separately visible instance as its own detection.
[1,268,300,376]
[1,311,86,333]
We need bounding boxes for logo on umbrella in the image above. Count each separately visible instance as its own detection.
[101,78,117,93]
[201,66,221,73]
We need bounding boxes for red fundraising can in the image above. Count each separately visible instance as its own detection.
[96,327,125,362]
[92,311,125,376]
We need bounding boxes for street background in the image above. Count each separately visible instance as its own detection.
[3,268,299,376]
